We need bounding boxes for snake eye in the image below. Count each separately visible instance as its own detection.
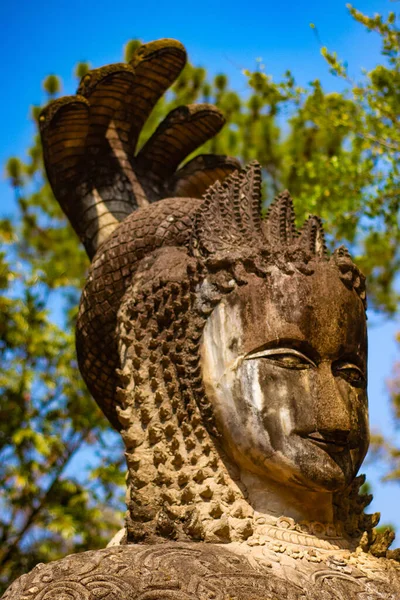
[83,74,91,86]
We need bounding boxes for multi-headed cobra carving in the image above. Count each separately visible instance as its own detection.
[39,39,240,257]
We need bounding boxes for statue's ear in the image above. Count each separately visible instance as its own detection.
[191,161,264,257]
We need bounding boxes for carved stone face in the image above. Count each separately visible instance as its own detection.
[201,263,369,493]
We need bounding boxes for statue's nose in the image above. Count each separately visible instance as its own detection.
[316,363,352,434]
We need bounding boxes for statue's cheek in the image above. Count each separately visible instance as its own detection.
[253,364,317,432]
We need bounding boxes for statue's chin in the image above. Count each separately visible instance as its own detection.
[293,462,352,493]
[235,435,359,495]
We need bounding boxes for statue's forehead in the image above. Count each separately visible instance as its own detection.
[219,265,367,362]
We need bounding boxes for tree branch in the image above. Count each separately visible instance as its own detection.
[358,132,400,152]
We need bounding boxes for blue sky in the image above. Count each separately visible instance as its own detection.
[2,0,400,537]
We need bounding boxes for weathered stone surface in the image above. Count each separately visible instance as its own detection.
[4,37,400,600]
[4,543,400,600]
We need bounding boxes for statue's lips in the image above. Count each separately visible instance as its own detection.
[301,432,350,454]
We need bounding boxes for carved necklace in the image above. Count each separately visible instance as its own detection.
[246,514,355,562]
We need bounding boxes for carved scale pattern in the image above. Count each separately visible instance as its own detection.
[77,196,202,429]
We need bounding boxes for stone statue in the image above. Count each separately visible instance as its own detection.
[3,39,400,600]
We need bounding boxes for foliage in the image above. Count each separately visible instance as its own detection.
[1,4,399,593]
[0,226,125,589]
[318,4,400,312]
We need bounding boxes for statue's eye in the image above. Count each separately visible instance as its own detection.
[245,348,316,369]
[334,362,366,386]
[265,352,314,370]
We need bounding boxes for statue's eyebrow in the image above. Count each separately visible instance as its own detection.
[244,338,320,363]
